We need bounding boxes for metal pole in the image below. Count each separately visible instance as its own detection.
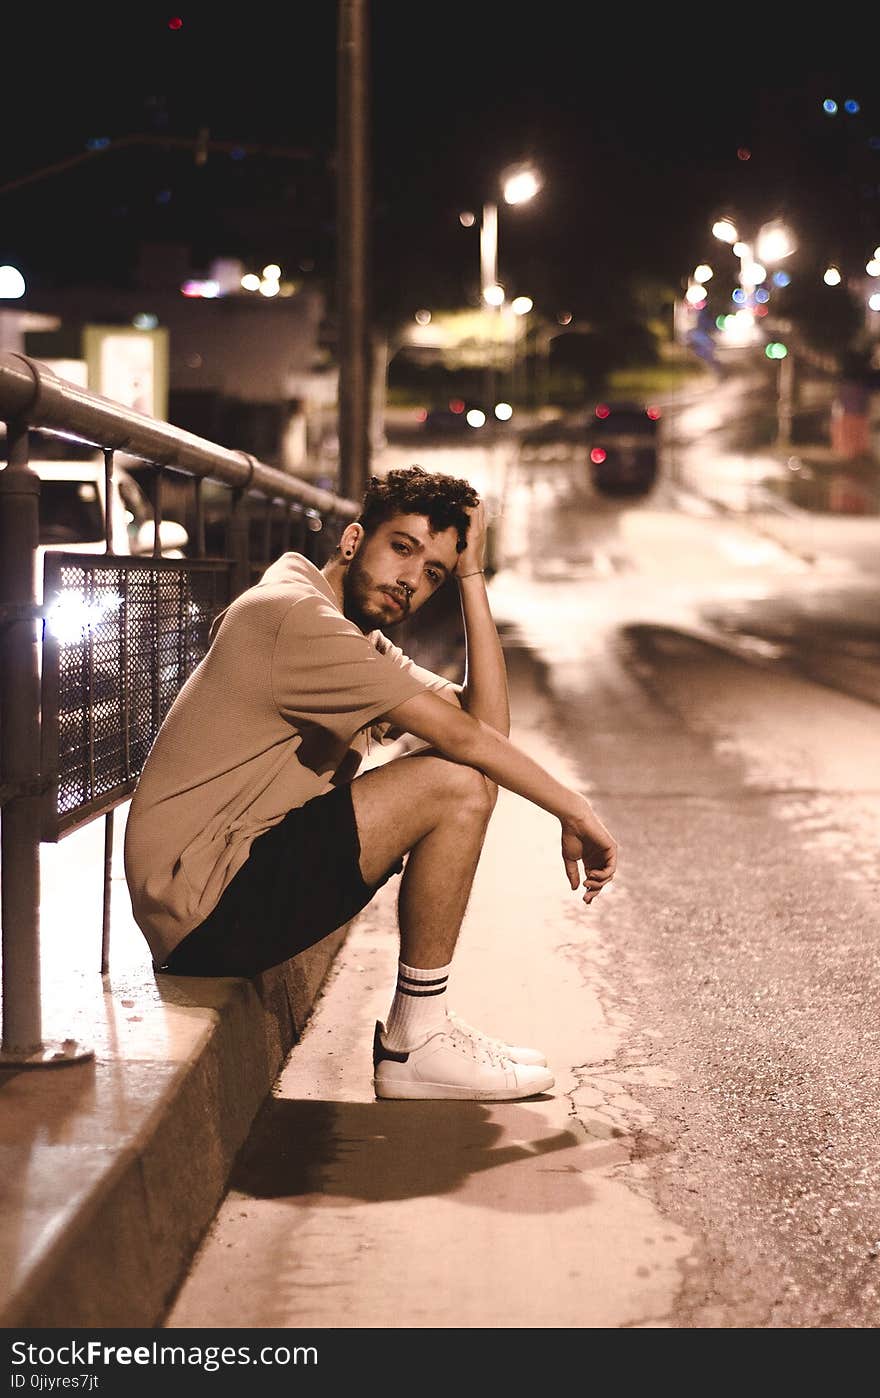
[480,201,498,296]
[481,202,499,409]
[228,487,252,600]
[101,815,113,976]
[101,447,116,975]
[101,447,116,973]
[0,420,42,1055]
[776,352,795,448]
[0,419,91,1064]
[337,0,371,502]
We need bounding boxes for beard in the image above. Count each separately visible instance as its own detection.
[341,554,410,632]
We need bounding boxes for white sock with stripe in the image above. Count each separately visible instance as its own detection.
[382,959,452,1050]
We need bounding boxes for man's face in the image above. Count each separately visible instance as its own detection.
[342,513,460,631]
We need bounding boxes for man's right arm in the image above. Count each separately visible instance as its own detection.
[384,688,618,902]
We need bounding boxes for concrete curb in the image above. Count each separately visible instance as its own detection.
[1,924,347,1327]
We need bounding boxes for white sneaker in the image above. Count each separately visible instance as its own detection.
[373,1021,555,1101]
[446,1010,548,1067]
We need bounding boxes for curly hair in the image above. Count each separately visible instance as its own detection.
[357,465,479,553]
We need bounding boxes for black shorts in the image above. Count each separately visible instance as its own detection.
[157,782,402,979]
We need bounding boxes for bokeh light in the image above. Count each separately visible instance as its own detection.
[503,170,541,205]
[712,219,738,244]
[0,265,26,298]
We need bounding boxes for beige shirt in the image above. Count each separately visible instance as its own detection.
[123,553,456,962]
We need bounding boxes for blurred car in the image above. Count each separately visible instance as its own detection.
[1,433,194,710]
[34,456,189,552]
[36,458,189,555]
[1,431,189,599]
[587,401,661,496]
[416,399,497,434]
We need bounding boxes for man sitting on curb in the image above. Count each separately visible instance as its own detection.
[124,466,618,1101]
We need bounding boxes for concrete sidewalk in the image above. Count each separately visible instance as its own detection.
[166,641,691,1330]
[0,611,678,1330]
[0,803,351,1327]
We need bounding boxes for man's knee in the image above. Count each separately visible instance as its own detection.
[433,757,496,820]
[382,749,495,823]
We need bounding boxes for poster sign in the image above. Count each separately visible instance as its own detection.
[83,325,169,421]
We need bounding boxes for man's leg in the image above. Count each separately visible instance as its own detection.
[349,753,553,1101]
[350,752,494,969]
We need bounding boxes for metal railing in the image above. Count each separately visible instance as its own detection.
[0,352,358,1066]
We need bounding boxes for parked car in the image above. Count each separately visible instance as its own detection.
[587,401,661,496]
[1,433,193,724]
[1,431,189,598]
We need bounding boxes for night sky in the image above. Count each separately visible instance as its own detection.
[2,6,877,324]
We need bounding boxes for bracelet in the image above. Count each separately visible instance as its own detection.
[458,568,485,578]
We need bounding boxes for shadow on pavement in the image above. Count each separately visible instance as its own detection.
[229,1097,587,1211]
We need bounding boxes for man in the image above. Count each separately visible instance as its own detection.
[124,466,617,1101]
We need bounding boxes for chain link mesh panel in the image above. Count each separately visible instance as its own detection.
[40,554,232,839]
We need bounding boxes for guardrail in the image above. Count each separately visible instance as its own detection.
[0,352,358,1066]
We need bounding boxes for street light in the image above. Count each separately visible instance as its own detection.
[708,214,797,356]
[476,165,542,404]
[712,215,798,443]
[479,164,542,304]
[712,214,796,303]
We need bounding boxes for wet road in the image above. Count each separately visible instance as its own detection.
[167,402,880,1327]
[491,414,880,1325]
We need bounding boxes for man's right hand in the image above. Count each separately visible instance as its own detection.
[560,802,618,905]
[384,689,620,901]
[456,499,487,579]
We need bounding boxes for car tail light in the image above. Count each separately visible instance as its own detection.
[590,447,607,464]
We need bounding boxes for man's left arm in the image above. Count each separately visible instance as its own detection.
[456,501,510,737]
